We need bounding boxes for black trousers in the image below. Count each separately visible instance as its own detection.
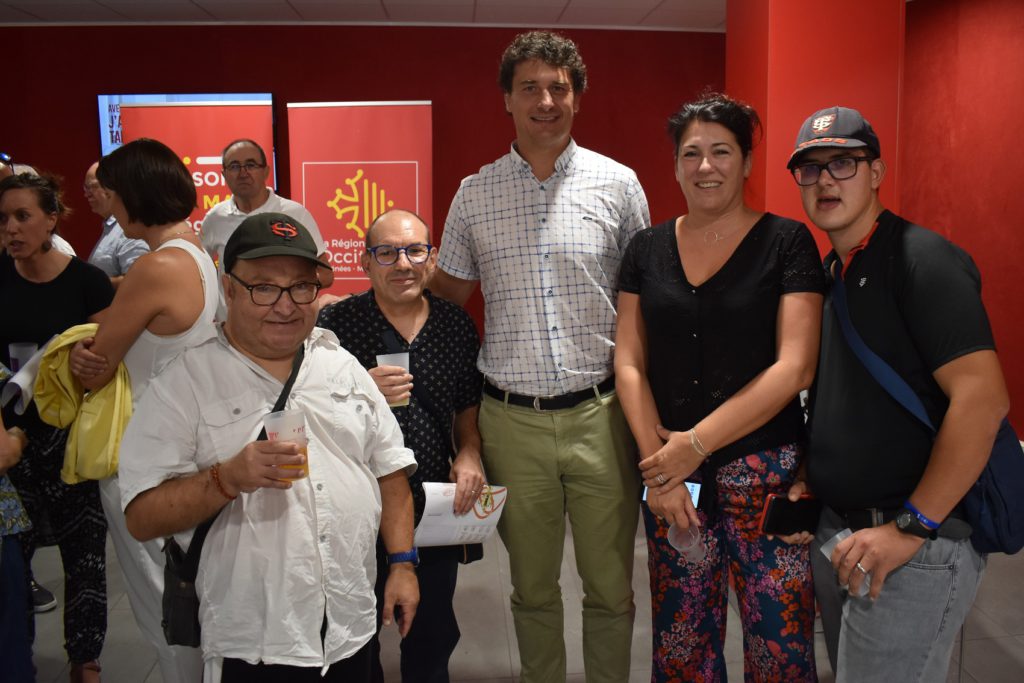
[8,422,107,663]
[222,639,373,682]
[371,544,461,683]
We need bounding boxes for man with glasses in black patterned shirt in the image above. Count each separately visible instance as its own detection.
[318,209,484,683]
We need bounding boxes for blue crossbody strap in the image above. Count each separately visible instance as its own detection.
[829,263,937,434]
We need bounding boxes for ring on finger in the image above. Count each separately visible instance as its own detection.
[656,473,667,485]
[855,562,868,574]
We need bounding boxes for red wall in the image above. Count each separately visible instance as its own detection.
[3,25,722,251]
[903,0,1024,423]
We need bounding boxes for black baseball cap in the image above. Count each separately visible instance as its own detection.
[787,106,881,168]
[222,212,330,273]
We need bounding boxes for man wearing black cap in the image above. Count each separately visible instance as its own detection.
[786,106,1010,680]
[118,212,419,682]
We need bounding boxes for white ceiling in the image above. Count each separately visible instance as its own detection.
[0,0,726,31]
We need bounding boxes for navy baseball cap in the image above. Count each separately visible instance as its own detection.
[787,106,881,168]
[222,212,329,273]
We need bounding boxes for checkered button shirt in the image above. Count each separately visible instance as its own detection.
[438,140,650,396]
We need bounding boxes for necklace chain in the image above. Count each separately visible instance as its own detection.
[158,229,194,246]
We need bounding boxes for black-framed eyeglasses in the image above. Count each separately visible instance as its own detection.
[228,272,321,306]
[223,161,266,174]
[791,156,874,186]
[366,243,433,266]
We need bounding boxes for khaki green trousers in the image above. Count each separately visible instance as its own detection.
[479,390,640,683]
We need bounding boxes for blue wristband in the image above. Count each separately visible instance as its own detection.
[387,548,419,566]
[903,499,941,530]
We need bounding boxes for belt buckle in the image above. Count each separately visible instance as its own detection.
[532,396,546,412]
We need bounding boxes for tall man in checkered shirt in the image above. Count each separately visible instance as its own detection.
[430,30,651,683]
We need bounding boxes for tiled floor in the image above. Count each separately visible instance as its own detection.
[30,521,1024,682]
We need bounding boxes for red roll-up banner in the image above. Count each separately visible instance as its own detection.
[287,101,433,297]
[119,102,275,233]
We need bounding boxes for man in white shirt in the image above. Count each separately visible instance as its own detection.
[119,212,418,682]
[83,161,148,289]
[201,139,335,317]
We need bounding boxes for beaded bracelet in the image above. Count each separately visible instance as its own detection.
[210,463,237,501]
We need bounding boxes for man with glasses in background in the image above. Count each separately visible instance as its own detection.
[201,139,334,317]
[785,106,1009,681]
[118,212,418,682]
[318,209,484,683]
[83,160,148,290]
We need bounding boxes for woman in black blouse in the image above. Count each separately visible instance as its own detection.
[615,93,825,681]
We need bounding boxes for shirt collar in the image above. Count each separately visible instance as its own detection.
[508,138,578,178]
[228,187,275,216]
[827,209,891,279]
[215,323,335,377]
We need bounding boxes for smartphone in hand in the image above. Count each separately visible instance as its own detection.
[758,493,822,535]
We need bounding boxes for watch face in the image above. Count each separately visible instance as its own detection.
[896,510,913,529]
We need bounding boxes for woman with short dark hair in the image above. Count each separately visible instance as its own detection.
[615,93,824,681]
[70,138,218,683]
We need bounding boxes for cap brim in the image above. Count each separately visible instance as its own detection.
[787,138,869,167]
[235,246,332,268]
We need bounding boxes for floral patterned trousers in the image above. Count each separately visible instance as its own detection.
[644,443,817,683]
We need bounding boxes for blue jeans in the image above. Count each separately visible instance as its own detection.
[813,506,984,683]
[0,535,34,682]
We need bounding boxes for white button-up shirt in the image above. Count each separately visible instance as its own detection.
[438,140,650,396]
[119,326,416,668]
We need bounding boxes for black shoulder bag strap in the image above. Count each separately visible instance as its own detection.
[180,344,306,574]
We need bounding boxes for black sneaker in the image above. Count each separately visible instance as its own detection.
[31,579,57,613]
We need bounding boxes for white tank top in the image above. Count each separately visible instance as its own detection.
[123,238,219,406]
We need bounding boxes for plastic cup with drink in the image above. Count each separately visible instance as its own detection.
[820,527,871,597]
[375,352,411,407]
[8,343,37,373]
[667,522,705,563]
[263,408,309,480]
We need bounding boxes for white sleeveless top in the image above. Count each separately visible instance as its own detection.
[123,238,219,406]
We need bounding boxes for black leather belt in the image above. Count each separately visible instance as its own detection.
[837,506,972,540]
[840,507,902,531]
[483,377,615,411]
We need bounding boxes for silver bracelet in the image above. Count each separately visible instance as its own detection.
[690,428,711,458]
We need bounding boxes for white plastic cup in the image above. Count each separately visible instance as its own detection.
[820,527,870,597]
[375,352,411,407]
[264,408,309,478]
[667,523,705,563]
[8,343,37,373]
